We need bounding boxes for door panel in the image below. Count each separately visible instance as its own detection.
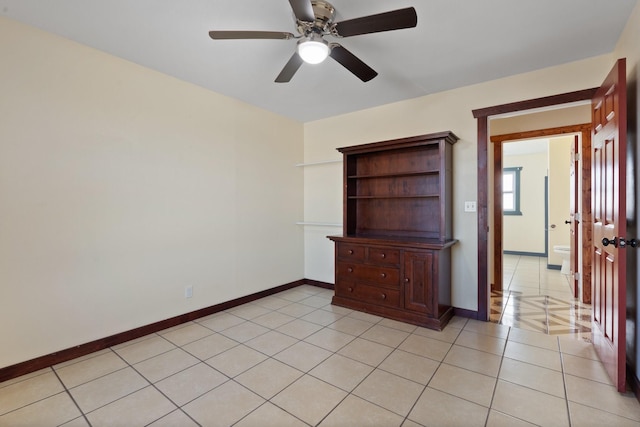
[591,58,627,392]
[404,251,434,315]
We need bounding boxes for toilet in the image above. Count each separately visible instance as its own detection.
[553,245,571,274]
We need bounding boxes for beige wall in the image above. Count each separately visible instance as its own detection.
[501,136,575,264]
[304,54,614,311]
[503,149,548,254]
[3,0,640,370]
[490,104,591,135]
[547,136,573,266]
[0,17,304,368]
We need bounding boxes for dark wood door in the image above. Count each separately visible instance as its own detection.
[591,58,627,392]
[404,251,434,315]
[569,135,579,297]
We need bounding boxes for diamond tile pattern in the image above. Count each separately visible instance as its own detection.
[493,255,592,339]
[2,284,639,426]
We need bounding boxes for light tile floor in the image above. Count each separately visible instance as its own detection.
[2,284,640,426]
[492,255,592,339]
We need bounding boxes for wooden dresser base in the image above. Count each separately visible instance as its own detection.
[332,295,453,331]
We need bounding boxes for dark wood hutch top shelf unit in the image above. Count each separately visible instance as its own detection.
[329,131,458,330]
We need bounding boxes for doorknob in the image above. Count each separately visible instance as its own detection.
[565,220,571,224]
[619,238,639,248]
[602,237,639,248]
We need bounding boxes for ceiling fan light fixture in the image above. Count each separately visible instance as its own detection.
[297,35,329,64]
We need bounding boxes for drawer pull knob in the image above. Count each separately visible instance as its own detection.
[347,267,353,273]
[348,287,353,292]
[348,249,354,254]
[380,253,386,258]
[404,278,410,283]
[381,293,387,300]
[380,273,386,278]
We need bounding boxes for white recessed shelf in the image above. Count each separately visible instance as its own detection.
[295,159,342,167]
[296,222,342,227]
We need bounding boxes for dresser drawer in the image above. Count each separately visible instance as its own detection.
[367,247,400,266]
[336,243,366,261]
[337,261,399,287]
[336,281,400,308]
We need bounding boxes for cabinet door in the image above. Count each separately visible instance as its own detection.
[403,251,435,315]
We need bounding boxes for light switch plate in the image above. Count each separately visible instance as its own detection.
[464,201,477,212]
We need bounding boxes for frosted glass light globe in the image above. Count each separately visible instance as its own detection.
[298,39,329,64]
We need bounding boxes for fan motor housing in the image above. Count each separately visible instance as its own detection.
[296,0,335,34]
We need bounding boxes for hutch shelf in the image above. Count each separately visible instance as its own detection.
[328,131,458,330]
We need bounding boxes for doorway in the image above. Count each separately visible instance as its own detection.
[490,124,593,305]
[489,132,593,336]
[471,88,597,322]
[474,59,629,392]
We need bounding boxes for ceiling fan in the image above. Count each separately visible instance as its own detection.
[209,0,417,83]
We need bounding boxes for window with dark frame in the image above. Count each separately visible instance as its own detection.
[503,167,522,215]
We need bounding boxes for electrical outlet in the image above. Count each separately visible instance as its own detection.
[464,201,477,212]
[185,286,193,298]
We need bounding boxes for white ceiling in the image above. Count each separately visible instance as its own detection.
[1,0,637,122]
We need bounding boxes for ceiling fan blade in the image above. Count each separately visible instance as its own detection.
[209,31,294,40]
[288,0,315,22]
[334,7,417,37]
[275,52,304,83]
[329,44,377,82]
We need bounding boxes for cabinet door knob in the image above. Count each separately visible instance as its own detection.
[347,267,353,273]
[380,293,387,300]
[348,249,354,254]
[380,253,386,258]
[404,278,409,283]
[380,273,386,278]
[348,287,353,292]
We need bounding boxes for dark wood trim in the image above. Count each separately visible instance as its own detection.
[473,89,597,322]
[0,279,334,383]
[580,129,593,304]
[490,124,592,304]
[303,279,334,289]
[472,88,597,119]
[490,124,592,143]
[493,140,503,292]
[477,116,489,321]
[453,307,479,320]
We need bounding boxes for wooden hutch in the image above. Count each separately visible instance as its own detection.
[328,131,458,330]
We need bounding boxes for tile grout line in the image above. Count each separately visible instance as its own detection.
[247,308,440,425]
[336,317,457,426]
[168,293,367,425]
[4,283,629,426]
[482,325,511,426]
[558,338,573,426]
[50,366,93,427]
[210,296,584,425]
[233,308,382,426]
[109,345,204,427]
[0,368,71,419]
[339,318,429,424]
